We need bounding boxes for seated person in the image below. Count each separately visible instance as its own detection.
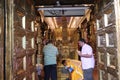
[36,64,44,80]
[62,59,83,80]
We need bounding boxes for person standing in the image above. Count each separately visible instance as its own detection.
[77,38,95,80]
[43,39,59,80]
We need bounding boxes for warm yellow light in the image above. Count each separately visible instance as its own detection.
[68,17,73,28]
[69,17,82,28]
[45,17,55,29]
[53,17,58,28]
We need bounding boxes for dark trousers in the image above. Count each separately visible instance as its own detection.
[44,64,57,80]
[38,75,42,80]
[83,68,94,80]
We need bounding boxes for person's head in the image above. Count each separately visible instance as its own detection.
[78,38,86,47]
[62,60,67,66]
[47,39,53,44]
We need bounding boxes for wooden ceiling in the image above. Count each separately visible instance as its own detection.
[35,0,94,30]
[35,0,95,6]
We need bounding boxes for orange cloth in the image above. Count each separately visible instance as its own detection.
[66,59,83,80]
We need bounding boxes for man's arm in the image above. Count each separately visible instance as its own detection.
[77,51,93,58]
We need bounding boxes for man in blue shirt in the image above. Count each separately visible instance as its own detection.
[43,39,59,80]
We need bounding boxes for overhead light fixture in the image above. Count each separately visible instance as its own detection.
[56,1,61,6]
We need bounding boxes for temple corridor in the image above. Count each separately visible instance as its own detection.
[0,0,120,80]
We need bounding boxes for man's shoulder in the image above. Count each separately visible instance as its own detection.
[50,45,58,49]
[84,44,92,48]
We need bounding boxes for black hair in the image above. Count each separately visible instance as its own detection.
[62,60,66,65]
[47,39,53,44]
[79,38,86,43]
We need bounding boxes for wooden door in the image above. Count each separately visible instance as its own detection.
[0,0,4,80]
[13,0,36,80]
[96,0,120,80]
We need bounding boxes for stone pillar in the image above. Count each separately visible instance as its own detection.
[34,16,43,64]
[114,0,120,80]
[62,17,68,45]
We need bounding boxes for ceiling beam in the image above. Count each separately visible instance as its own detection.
[35,0,94,5]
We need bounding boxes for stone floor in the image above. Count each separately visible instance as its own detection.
[37,66,99,80]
